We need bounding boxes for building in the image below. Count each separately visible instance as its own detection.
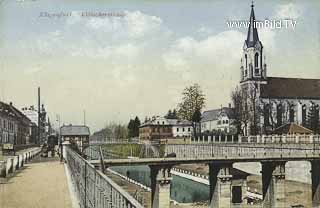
[239,3,320,135]
[0,102,34,147]
[22,105,48,144]
[60,125,90,152]
[201,107,236,134]
[139,116,193,141]
[0,102,18,146]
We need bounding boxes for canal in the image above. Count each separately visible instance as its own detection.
[111,165,209,203]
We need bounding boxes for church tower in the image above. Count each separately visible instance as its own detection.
[240,3,267,83]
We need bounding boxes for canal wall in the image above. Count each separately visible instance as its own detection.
[234,161,311,184]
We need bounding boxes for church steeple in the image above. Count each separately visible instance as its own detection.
[246,2,259,47]
[240,1,267,82]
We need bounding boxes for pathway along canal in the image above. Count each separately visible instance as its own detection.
[110,165,210,203]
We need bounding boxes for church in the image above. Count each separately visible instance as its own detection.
[239,4,320,135]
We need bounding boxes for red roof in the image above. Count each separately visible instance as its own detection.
[273,123,313,135]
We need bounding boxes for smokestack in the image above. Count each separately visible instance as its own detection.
[38,87,40,145]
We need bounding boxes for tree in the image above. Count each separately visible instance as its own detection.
[127,116,141,138]
[133,116,141,137]
[231,84,262,136]
[127,119,135,138]
[177,83,206,136]
[91,122,128,142]
[165,109,178,119]
[307,104,320,133]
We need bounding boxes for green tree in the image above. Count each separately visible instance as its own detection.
[177,84,206,136]
[133,116,141,137]
[127,119,135,138]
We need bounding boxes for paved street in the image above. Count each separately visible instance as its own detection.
[0,156,72,208]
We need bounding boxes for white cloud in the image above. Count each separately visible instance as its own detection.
[163,30,245,75]
[274,3,302,19]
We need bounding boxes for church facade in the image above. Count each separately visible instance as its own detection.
[239,4,320,135]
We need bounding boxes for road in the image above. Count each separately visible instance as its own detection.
[0,155,72,208]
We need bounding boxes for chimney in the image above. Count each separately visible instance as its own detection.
[9,102,12,106]
[229,103,231,108]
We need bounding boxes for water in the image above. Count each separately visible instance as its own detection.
[234,161,311,184]
[111,165,209,203]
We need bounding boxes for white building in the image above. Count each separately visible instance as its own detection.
[171,120,193,138]
[21,106,38,125]
[239,4,320,135]
[201,107,236,133]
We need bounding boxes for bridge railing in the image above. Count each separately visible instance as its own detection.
[165,143,320,159]
[193,134,320,144]
[65,146,143,208]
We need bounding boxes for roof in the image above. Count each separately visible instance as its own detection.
[260,77,320,100]
[201,107,235,122]
[0,102,31,124]
[139,118,192,128]
[273,123,313,135]
[245,3,260,48]
[60,125,90,136]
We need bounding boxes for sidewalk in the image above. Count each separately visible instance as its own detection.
[0,156,72,208]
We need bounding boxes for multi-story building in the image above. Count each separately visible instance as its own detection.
[21,106,39,144]
[0,102,33,146]
[201,107,236,134]
[139,116,193,141]
[0,102,18,145]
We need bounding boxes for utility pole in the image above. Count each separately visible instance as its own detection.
[38,87,41,146]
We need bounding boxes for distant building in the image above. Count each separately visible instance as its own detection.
[201,107,236,134]
[60,125,90,152]
[139,116,192,141]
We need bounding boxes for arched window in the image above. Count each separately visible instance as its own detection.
[255,53,259,68]
[264,104,270,126]
[277,104,282,127]
[302,105,307,126]
[245,54,248,69]
[289,105,295,122]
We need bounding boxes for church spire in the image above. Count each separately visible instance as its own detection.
[246,1,259,47]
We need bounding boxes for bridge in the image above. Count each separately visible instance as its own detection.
[81,139,320,208]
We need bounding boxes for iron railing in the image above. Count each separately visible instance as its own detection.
[65,146,143,208]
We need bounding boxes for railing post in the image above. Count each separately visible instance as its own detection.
[84,162,87,208]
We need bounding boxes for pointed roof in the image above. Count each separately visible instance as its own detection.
[246,2,260,47]
[273,123,313,135]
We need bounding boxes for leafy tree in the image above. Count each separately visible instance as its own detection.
[177,83,206,136]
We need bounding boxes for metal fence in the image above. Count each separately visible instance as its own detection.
[65,146,144,208]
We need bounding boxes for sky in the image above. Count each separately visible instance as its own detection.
[0,0,319,132]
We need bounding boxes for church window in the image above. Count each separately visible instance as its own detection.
[302,105,307,126]
[245,54,248,69]
[264,104,270,126]
[289,106,295,122]
[276,104,282,127]
[255,53,259,68]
